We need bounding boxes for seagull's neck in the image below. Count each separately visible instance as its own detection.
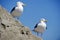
[17,5,22,7]
[40,21,46,28]
[41,21,45,24]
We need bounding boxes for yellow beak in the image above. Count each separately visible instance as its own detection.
[23,4,26,6]
[45,20,47,22]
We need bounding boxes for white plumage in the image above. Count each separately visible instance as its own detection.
[33,18,47,36]
[10,1,25,18]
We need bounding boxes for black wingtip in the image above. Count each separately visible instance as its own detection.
[10,7,15,13]
[34,23,38,28]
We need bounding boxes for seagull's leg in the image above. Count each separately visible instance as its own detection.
[14,17,20,22]
[41,33,43,37]
[17,17,19,20]
[46,27,47,30]
[37,32,39,36]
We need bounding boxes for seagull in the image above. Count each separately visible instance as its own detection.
[10,1,25,19]
[33,18,47,36]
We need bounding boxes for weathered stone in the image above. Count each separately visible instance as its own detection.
[0,5,42,40]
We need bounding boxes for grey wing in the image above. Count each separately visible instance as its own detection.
[10,7,15,13]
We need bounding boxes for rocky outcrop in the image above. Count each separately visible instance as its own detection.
[0,5,42,40]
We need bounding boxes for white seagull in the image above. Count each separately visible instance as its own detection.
[10,1,25,19]
[33,18,47,36]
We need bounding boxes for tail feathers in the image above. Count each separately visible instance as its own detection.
[32,29,35,31]
[32,29,36,32]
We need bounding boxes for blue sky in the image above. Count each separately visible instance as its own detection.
[0,0,60,40]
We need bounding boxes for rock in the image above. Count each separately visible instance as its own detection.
[0,5,42,40]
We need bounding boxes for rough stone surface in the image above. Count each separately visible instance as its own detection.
[0,5,42,40]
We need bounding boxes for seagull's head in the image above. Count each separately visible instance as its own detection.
[40,18,47,23]
[17,1,26,7]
